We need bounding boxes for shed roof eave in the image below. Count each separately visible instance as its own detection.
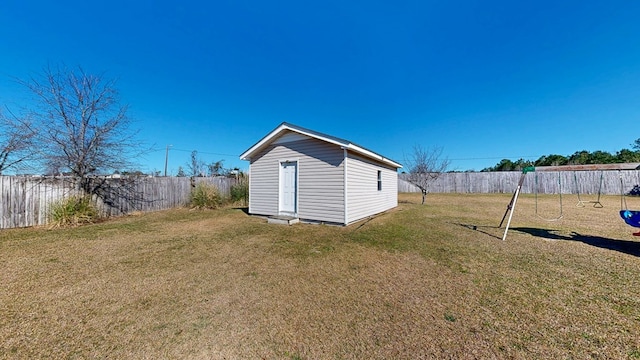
[346,144,403,168]
[240,123,348,160]
[239,122,402,169]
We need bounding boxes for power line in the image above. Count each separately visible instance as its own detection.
[170,148,238,157]
[152,146,238,157]
[448,155,541,161]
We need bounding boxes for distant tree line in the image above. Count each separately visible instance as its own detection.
[481,141,640,172]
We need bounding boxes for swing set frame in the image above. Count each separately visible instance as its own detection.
[499,163,640,241]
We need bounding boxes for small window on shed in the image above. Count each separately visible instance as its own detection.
[377,170,382,191]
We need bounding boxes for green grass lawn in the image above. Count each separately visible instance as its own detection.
[1,193,640,359]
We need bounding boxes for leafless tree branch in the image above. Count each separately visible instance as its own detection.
[404,145,450,204]
[17,64,143,190]
[186,150,207,177]
[0,107,37,174]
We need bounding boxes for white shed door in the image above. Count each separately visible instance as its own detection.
[279,161,297,215]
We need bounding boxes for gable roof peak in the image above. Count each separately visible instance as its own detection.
[240,122,402,168]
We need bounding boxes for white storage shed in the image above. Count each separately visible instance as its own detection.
[240,122,402,225]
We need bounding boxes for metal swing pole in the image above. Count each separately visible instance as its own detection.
[501,180,523,241]
[500,167,534,241]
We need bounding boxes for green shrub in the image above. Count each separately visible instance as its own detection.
[230,181,249,206]
[50,196,99,227]
[190,182,224,209]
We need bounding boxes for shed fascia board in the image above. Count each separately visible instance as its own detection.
[240,122,402,169]
[346,144,403,169]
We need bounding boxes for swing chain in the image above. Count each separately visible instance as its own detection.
[620,171,629,211]
[534,171,563,221]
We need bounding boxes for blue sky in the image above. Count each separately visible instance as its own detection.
[1,1,639,174]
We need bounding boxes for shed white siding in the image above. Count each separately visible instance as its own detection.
[346,153,398,224]
[247,146,279,216]
[295,139,345,223]
[248,135,345,223]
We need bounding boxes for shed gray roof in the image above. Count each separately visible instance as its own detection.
[240,122,402,168]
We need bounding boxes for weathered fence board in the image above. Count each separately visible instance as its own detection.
[0,176,237,229]
[399,170,640,195]
[4,171,639,229]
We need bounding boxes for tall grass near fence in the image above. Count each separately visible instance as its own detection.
[189,182,225,209]
[49,196,99,228]
[0,176,237,229]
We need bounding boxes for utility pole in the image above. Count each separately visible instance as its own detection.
[164,145,172,176]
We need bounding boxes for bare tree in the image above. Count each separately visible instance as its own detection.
[207,160,224,177]
[404,145,450,204]
[186,150,206,177]
[18,65,141,190]
[0,108,37,175]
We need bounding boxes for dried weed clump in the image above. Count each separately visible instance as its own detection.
[190,181,249,209]
[189,182,225,209]
[48,195,99,228]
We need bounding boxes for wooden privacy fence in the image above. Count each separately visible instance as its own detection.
[0,176,238,229]
[398,170,640,195]
[5,171,639,229]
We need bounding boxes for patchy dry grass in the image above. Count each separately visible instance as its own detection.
[1,193,640,359]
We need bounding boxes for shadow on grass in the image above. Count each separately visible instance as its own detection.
[511,227,640,257]
[353,217,375,231]
[454,223,502,240]
[233,207,249,215]
[351,210,397,231]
